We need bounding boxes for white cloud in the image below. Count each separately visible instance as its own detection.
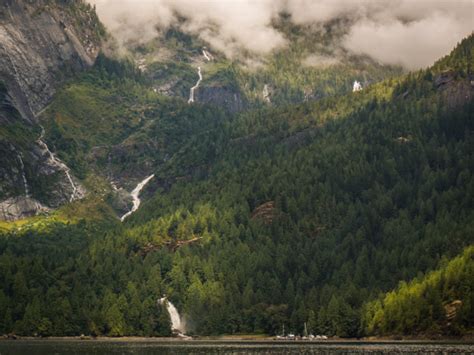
[87,0,474,68]
[343,13,471,69]
[89,0,286,57]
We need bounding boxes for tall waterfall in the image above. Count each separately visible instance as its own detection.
[158,297,185,334]
[187,48,213,104]
[120,174,154,221]
[37,128,80,202]
[17,154,29,198]
[188,67,202,104]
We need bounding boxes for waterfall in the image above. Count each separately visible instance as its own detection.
[263,84,271,103]
[158,297,185,334]
[353,80,363,92]
[120,174,154,222]
[17,154,29,198]
[36,128,80,202]
[187,48,212,104]
[202,49,213,61]
[188,67,202,104]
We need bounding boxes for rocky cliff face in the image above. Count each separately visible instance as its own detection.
[196,85,247,114]
[0,0,102,120]
[0,0,103,220]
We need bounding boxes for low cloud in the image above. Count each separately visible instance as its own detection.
[88,0,473,69]
[89,0,286,57]
[341,1,474,69]
[343,14,470,70]
[89,0,174,45]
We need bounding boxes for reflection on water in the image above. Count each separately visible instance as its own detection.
[0,340,473,355]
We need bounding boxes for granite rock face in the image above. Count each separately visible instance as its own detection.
[0,0,103,220]
[434,71,474,109]
[196,85,247,114]
[0,196,50,221]
[0,0,101,121]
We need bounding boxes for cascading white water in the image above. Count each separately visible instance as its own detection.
[37,128,80,202]
[158,297,185,334]
[202,49,213,61]
[353,80,363,92]
[120,174,154,222]
[263,84,271,103]
[17,154,29,198]
[187,48,215,104]
[188,67,202,104]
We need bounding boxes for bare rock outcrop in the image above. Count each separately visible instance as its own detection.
[0,196,49,221]
[251,201,278,224]
[0,0,102,121]
[196,85,247,114]
[0,0,104,220]
[434,71,474,109]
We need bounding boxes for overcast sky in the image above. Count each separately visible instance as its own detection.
[88,0,473,69]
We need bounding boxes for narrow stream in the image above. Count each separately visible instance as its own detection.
[17,153,30,198]
[202,49,213,61]
[187,48,213,104]
[120,174,155,221]
[37,128,80,202]
[188,66,202,104]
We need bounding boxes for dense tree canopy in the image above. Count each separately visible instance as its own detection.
[0,35,472,338]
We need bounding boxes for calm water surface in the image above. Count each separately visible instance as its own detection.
[0,340,473,355]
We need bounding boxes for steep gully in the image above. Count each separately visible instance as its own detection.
[37,127,81,202]
[187,67,202,104]
[120,174,155,222]
[187,48,212,104]
[17,153,29,198]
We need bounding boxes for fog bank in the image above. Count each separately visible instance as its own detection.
[88,0,473,69]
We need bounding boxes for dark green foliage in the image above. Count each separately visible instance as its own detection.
[432,34,473,76]
[363,246,474,336]
[1,35,473,338]
[41,56,227,182]
[124,35,474,336]
[0,220,173,336]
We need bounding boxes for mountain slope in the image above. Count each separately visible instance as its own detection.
[128,17,402,112]
[0,34,472,338]
[125,35,473,336]
[0,0,103,121]
[30,20,403,221]
[363,246,473,336]
[0,6,403,221]
[0,0,104,220]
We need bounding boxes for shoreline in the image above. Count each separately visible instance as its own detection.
[1,335,473,344]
